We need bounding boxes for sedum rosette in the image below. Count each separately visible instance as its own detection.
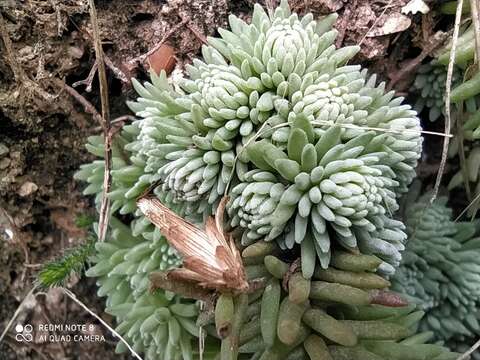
[413,63,461,122]
[85,218,205,360]
[228,122,409,276]
[391,194,480,348]
[123,0,422,274]
[76,1,428,358]
[209,241,460,360]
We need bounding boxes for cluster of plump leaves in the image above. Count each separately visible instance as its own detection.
[75,1,427,358]
[391,194,480,346]
[85,218,203,360]
[211,241,460,360]
[122,0,422,274]
[230,118,408,276]
[413,63,461,122]
[415,24,480,217]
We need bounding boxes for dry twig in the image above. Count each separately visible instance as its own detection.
[104,56,128,83]
[0,286,37,343]
[455,190,480,221]
[88,0,111,243]
[470,0,480,67]
[431,0,464,204]
[71,55,128,92]
[68,16,129,86]
[72,61,98,92]
[61,288,143,360]
[457,337,480,360]
[199,301,206,360]
[55,79,103,124]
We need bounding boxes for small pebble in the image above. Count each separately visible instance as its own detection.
[0,143,9,157]
[18,181,38,197]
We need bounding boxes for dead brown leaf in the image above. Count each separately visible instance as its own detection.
[147,43,176,75]
[367,13,412,37]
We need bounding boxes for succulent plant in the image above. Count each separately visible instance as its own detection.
[74,126,148,215]
[391,194,480,346]
[437,22,476,68]
[448,141,480,199]
[76,1,430,358]
[74,0,430,288]
[412,61,480,137]
[447,129,480,218]
[229,122,410,277]
[464,110,480,141]
[74,130,189,262]
[207,241,460,360]
[85,217,205,360]
[413,63,461,122]
[123,0,422,275]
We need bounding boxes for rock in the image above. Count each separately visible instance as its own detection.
[0,143,9,157]
[0,158,10,169]
[18,181,38,197]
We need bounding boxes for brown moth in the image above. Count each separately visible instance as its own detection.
[137,196,249,293]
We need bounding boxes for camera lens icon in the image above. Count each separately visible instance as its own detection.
[15,323,33,342]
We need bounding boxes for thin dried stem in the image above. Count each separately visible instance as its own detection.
[87,1,109,125]
[0,286,37,344]
[62,288,143,360]
[470,0,480,67]
[88,0,111,243]
[199,300,206,360]
[455,190,480,221]
[104,56,129,83]
[358,0,394,46]
[457,337,480,360]
[72,61,98,92]
[431,0,464,204]
[67,17,129,85]
[56,80,103,125]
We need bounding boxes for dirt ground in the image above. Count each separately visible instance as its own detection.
[0,0,452,358]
